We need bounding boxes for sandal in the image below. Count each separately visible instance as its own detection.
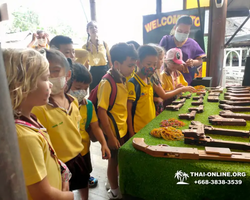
[89,176,98,188]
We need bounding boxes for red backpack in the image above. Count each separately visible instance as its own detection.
[88,73,120,140]
[88,73,117,111]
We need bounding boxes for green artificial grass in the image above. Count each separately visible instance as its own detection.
[119,92,250,200]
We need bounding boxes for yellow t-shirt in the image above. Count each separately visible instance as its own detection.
[32,94,84,163]
[79,101,98,156]
[97,79,128,138]
[160,70,188,91]
[127,73,156,133]
[75,49,88,65]
[126,70,135,82]
[82,40,110,66]
[16,123,61,200]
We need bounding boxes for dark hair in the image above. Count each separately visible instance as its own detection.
[71,63,92,84]
[176,15,193,27]
[43,48,70,72]
[37,30,44,35]
[138,45,158,61]
[50,35,73,49]
[126,41,140,50]
[110,43,138,65]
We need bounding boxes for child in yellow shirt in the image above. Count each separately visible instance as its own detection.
[3,48,73,200]
[149,43,165,115]
[127,45,158,135]
[161,48,188,91]
[128,46,195,134]
[50,35,89,65]
[97,43,138,199]
[50,35,102,188]
[68,63,111,187]
[32,49,88,200]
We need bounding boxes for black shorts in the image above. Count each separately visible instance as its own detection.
[65,152,92,190]
[106,134,129,159]
[89,65,109,92]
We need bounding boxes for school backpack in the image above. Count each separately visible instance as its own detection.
[85,99,93,130]
[128,77,141,124]
[85,99,99,142]
[88,73,120,140]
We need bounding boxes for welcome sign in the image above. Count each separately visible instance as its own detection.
[143,8,205,51]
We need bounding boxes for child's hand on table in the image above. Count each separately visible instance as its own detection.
[182,86,196,93]
[176,84,184,89]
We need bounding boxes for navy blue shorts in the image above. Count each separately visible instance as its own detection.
[65,152,92,190]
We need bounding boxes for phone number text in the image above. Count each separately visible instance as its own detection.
[194,180,242,185]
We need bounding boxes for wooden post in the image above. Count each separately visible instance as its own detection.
[0,45,27,199]
[89,0,96,21]
[156,0,162,14]
[183,0,187,10]
[207,0,228,86]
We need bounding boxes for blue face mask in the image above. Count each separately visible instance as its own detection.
[174,31,189,42]
[69,90,87,103]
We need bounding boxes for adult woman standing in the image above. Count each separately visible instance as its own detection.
[159,15,206,85]
[83,21,112,92]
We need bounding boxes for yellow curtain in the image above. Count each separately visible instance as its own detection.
[186,0,210,9]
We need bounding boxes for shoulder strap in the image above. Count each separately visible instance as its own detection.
[128,77,141,125]
[103,73,117,111]
[102,73,120,140]
[85,99,93,130]
[129,77,141,103]
[107,111,120,141]
[15,119,62,167]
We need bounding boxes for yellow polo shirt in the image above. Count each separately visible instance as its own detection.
[160,70,188,91]
[79,101,98,156]
[126,71,136,82]
[75,49,88,65]
[32,94,84,163]
[16,119,61,200]
[97,79,128,138]
[127,73,156,133]
[82,41,110,66]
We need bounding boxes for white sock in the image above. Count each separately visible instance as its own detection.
[111,187,120,196]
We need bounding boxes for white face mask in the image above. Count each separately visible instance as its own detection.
[49,77,66,95]
[69,90,87,103]
[174,31,189,42]
[37,38,46,46]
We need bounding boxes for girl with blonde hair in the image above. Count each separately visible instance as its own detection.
[148,44,194,114]
[148,43,165,115]
[3,48,74,200]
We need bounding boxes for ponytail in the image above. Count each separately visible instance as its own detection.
[96,38,99,53]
